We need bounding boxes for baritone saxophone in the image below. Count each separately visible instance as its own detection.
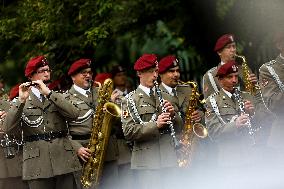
[81,78,121,188]
[177,81,208,168]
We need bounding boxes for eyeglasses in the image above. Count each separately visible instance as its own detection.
[36,69,52,74]
[80,70,93,76]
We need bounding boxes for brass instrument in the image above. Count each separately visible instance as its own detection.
[177,81,208,167]
[235,55,260,95]
[81,78,121,188]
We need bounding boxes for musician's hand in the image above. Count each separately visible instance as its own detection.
[244,100,255,116]
[156,112,171,128]
[191,110,202,123]
[77,147,92,162]
[111,89,123,103]
[32,80,51,96]
[163,100,175,117]
[249,73,258,85]
[19,82,32,103]
[236,114,250,128]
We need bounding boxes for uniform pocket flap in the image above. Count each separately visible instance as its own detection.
[23,147,40,160]
[139,106,156,115]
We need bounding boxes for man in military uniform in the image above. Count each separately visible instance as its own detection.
[121,54,182,189]
[158,55,206,166]
[205,60,273,188]
[202,34,257,99]
[0,98,29,189]
[67,59,119,189]
[259,31,284,168]
[3,56,81,189]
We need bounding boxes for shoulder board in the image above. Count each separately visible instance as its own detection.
[267,60,277,66]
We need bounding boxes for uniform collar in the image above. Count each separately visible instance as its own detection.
[73,84,90,97]
[161,82,176,96]
[138,84,153,97]
[222,88,233,98]
[31,87,42,101]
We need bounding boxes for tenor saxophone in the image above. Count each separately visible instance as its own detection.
[177,81,208,168]
[81,78,121,188]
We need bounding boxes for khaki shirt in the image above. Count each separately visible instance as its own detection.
[3,91,81,180]
[121,87,182,169]
[68,85,119,162]
[205,89,273,166]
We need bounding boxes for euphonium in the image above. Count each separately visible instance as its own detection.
[235,54,260,95]
[177,81,208,168]
[81,78,121,188]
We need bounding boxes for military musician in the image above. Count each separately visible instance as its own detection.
[3,56,81,189]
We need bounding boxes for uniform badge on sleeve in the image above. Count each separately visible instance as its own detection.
[261,78,269,87]
[123,109,129,118]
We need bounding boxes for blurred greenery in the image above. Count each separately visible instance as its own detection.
[0,0,283,90]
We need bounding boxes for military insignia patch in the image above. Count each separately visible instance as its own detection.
[123,109,129,118]
[261,78,269,87]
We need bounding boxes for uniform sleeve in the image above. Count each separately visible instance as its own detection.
[259,65,284,115]
[3,100,25,133]
[202,72,216,99]
[121,98,160,142]
[49,92,80,120]
[205,98,239,141]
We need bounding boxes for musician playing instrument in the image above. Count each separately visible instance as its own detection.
[205,60,274,187]
[67,59,119,189]
[121,54,181,189]
[202,34,258,99]
[3,56,81,189]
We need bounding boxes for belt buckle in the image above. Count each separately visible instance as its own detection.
[44,132,52,141]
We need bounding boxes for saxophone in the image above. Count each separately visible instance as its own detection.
[235,55,260,95]
[177,81,208,168]
[81,78,121,188]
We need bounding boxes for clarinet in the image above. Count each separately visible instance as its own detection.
[233,87,256,144]
[154,80,181,149]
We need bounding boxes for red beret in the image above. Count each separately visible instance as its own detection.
[214,34,235,52]
[216,60,238,77]
[134,54,158,71]
[68,59,91,76]
[158,55,179,74]
[94,73,112,84]
[25,56,48,77]
[9,84,20,101]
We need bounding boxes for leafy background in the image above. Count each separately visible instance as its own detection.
[0,0,283,90]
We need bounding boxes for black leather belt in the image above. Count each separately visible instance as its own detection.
[71,134,91,140]
[159,128,171,135]
[24,130,68,142]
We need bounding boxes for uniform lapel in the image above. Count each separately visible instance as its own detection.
[29,92,43,109]
[136,87,156,108]
[219,89,236,109]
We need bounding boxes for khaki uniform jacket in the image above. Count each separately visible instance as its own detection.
[259,55,284,149]
[0,100,22,178]
[3,91,81,180]
[202,63,246,99]
[205,89,272,167]
[121,87,182,169]
[68,85,119,162]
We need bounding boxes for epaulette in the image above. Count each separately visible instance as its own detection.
[210,91,219,97]
[267,60,276,66]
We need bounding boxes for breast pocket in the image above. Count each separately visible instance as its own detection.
[220,107,238,122]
